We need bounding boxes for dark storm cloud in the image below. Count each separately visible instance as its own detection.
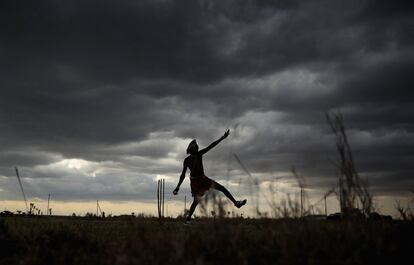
[0,0,413,204]
[2,0,410,85]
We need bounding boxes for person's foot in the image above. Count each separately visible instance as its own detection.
[235,199,247,208]
[184,219,192,225]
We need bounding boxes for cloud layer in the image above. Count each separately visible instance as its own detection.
[0,0,413,212]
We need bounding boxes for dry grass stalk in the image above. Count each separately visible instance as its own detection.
[326,111,373,217]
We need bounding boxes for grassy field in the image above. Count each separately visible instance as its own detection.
[0,216,412,265]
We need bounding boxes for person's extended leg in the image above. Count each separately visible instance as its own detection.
[211,180,237,204]
[186,196,200,222]
[211,180,246,208]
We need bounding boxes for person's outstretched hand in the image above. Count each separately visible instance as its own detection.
[173,187,179,195]
[223,129,230,139]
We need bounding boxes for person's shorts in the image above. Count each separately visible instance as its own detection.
[190,176,213,197]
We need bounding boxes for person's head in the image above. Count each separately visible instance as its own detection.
[186,139,198,155]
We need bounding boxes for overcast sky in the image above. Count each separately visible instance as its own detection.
[0,0,413,216]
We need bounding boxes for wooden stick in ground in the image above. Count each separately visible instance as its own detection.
[157,180,160,219]
[47,194,50,216]
[162,178,165,218]
[159,180,162,219]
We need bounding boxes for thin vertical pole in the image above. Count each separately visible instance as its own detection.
[162,179,165,218]
[160,179,163,218]
[157,180,160,219]
[47,194,50,216]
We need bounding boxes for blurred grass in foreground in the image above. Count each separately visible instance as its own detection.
[0,216,412,265]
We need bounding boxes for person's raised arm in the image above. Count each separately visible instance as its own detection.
[173,159,187,195]
[199,129,230,155]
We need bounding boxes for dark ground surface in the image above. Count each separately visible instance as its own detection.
[0,216,412,265]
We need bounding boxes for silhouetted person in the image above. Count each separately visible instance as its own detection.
[173,129,246,224]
